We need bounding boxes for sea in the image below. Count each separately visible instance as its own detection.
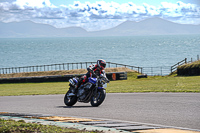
[0,35,200,69]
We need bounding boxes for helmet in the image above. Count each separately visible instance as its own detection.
[97,59,106,69]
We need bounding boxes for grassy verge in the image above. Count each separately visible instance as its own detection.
[0,72,200,96]
[178,60,200,69]
[0,118,95,133]
[0,82,68,96]
[107,73,200,93]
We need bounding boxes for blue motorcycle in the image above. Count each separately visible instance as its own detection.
[64,74,109,107]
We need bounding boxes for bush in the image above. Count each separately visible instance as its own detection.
[177,60,200,76]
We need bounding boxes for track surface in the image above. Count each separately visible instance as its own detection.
[0,93,199,130]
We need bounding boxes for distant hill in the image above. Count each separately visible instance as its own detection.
[0,18,200,38]
[92,18,200,36]
[0,21,88,38]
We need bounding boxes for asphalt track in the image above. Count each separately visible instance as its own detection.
[0,93,200,130]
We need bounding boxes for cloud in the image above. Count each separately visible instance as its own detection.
[0,0,200,31]
[13,0,55,9]
[160,1,199,18]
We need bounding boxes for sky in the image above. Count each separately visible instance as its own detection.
[0,0,200,31]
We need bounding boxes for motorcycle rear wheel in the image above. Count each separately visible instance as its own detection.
[91,89,106,107]
[64,90,77,106]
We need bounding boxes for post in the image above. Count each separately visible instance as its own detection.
[63,63,65,70]
[59,64,61,70]
[171,66,173,73]
[197,55,199,60]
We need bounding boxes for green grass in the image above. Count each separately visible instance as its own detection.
[0,72,200,96]
[107,73,200,93]
[0,82,68,96]
[0,118,95,133]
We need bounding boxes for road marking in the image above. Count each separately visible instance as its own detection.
[135,128,200,133]
[37,116,101,122]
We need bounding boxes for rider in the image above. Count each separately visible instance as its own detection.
[75,59,107,90]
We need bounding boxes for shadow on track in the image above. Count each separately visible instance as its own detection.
[56,106,95,108]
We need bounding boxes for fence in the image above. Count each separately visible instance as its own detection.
[187,55,199,63]
[0,62,143,75]
[142,66,171,76]
[171,58,187,73]
[1,55,199,76]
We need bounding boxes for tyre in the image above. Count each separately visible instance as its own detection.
[91,89,106,107]
[64,90,77,106]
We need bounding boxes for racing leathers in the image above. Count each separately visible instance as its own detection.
[75,64,107,89]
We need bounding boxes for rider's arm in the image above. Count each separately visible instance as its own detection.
[101,70,106,77]
[101,70,110,83]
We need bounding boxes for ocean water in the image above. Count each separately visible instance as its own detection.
[0,35,200,68]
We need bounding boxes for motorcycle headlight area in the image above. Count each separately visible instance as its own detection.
[103,83,107,88]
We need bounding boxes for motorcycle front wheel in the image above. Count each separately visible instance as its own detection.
[64,90,77,106]
[91,89,106,107]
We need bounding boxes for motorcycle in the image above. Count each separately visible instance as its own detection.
[64,74,110,107]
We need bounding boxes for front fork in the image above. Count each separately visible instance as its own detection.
[94,86,104,98]
[94,76,99,97]
[94,86,98,98]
